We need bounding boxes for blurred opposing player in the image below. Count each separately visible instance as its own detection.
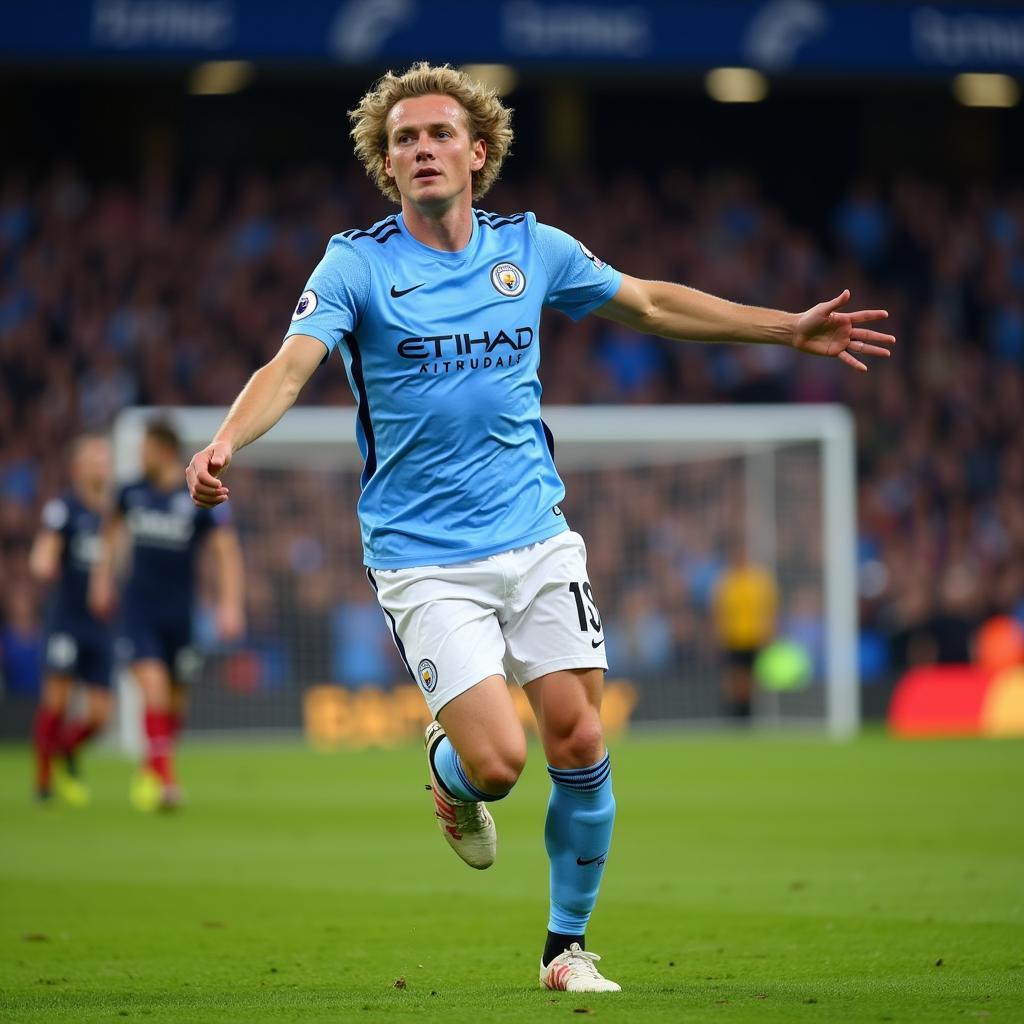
[29,435,114,804]
[185,63,894,991]
[91,420,244,811]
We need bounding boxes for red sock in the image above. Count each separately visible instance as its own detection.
[144,710,175,786]
[32,707,63,790]
[59,718,100,758]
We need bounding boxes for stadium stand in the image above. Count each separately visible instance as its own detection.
[2,162,1023,716]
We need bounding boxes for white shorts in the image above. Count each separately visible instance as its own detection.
[367,531,608,716]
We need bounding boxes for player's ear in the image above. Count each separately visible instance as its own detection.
[471,137,486,172]
[384,152,395,180]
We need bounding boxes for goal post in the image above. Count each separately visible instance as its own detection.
[111,403,859,747]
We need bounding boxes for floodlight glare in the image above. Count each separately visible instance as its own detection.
[188,61,254,97]
[705,67,769,104]
[952,73,1020,108]
[459,64,519,97]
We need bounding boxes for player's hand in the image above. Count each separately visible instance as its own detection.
[88,573,117,621]
[216,603,245,643]
[186,441,233,508]
[791,290,895,371]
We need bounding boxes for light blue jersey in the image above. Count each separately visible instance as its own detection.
[284,210,622,569]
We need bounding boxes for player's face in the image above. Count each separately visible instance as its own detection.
[384,94,486,210]
[140,436,160,479]
[140,436,175,480]
[72,439,112,495]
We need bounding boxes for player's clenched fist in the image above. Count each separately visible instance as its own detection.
[186,441,233,508]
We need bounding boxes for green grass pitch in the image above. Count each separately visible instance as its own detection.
[1,732,1022,1023]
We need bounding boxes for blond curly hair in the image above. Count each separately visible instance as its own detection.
[348,62,514,205]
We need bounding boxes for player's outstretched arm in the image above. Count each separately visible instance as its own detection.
[596,277,895,372]
[28,529,63,583]
[186,334,327,508]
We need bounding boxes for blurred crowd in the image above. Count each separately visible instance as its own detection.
[2,161,1023,700]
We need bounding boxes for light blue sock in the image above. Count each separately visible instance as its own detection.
[545,753,615,935]
[431,735,509,803]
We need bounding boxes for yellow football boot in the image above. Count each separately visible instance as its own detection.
[53,764,91,808]
[130,769,163,812]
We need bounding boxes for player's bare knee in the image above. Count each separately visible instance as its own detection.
[552,712,605,768]
[482,765,521,795]
[43,676,72,712]
[91,696,114,729]
[473,747,526,795]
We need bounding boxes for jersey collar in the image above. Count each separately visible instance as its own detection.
[395,210,478,263]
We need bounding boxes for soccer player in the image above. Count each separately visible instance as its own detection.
[185,64,894,991]
[30,435,115,804]
[91,420,245,811]
[712,541,779,719]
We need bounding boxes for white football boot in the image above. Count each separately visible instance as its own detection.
[423,721,496,870]
[540,943,622,993]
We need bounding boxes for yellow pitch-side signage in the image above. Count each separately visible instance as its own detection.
[303,680,638,750]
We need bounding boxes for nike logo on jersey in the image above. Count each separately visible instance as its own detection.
[577,853,607,866]
[390,282,425,298]
[591,638,605,648]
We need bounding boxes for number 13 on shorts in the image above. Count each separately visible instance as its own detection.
[568,581,603,635]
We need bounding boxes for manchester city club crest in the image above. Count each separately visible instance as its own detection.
[490,261,526,297]
[417,659,438,693]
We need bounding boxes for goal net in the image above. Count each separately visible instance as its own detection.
[110,404,858,749]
